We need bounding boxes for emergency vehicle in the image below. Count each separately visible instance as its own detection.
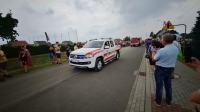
[130,37,142,47]
[69,38,121,71]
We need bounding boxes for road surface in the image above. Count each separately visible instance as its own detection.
[0,47,144,112]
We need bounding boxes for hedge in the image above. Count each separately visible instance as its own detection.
[1,45,67,59]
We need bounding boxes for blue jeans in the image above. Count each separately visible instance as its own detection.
[154,65,174,104]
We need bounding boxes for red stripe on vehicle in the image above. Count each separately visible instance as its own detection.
[92,50,103,56]
[104,55,114,61]
[86,49,101,55]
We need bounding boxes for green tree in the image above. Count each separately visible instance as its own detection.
[123,36,130,41]
[191,11,200,59]
[0,11,19,42]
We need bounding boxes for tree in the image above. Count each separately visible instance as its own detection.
[0,11,19,42]
[191,11,200,59]
[123,36,130,41]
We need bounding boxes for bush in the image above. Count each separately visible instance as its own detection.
[1,45,50,58]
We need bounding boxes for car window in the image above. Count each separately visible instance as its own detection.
[104,41,110,47]
[110,41,114,47]
[84,41,104,48]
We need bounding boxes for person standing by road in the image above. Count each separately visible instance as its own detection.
[0,47,9,81]
[152,34,179,106]
[19,45,32,72]
[48,45,56,64]
[74,43,78,51]
[66,45,71,58]
[145,38,152,54]
[54,42,62,64]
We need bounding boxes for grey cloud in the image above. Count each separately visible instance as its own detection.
[22,2,54,16]
[72,0,109,13]
[45,8,54,15]
[115,0,187,23]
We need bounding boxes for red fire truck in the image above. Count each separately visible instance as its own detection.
[130,37,142,47]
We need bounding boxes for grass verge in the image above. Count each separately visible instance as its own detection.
[7,53,68,76]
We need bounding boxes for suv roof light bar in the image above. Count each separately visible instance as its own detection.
[89,39,98,41]
[100,38,112,40]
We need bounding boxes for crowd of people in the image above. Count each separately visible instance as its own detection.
[47,42,81,64]
[145,33,200,109]
[48,42,62,64]
[0,45,32,81]
[0,41,83,82]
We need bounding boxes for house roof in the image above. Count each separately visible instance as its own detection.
[11,41,28,47]
[34,41,48,45]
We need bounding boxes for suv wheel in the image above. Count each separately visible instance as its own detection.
[115,51,120,60]
[94,58,103,72]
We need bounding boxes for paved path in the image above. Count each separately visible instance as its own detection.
[0,47,144,112]
[148,60,200,112]
[126,56,200,112]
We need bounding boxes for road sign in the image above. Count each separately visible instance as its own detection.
[162,21,175,30]
[166,21,174,29]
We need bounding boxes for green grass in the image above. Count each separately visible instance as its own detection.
[7,53,68,75]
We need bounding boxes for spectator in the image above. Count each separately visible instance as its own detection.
[74,44,78,51]
[145,38,152,54]
[54,42,61,64]
[190,89,200,112]
[190,58,200,111]
[48,45,56,64]
[19,45,32,73]
[66,45,71,58]
[191,57,200,73]
[152,34,179,106]
[0,47,9,81]
[148,39,164,65]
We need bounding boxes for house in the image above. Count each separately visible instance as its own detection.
[34,41,49,46]
[11,40,28,47]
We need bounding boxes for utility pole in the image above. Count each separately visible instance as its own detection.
[61,33,63,42]
[68,32,70,41]
[54,34,56,43]
[75,30,78,43]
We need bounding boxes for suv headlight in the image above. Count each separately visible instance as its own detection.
[85,54,93,58]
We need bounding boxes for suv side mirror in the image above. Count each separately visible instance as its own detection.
[104,46,110,49]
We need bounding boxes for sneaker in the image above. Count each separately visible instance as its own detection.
[154,101,161,107]
[166,102,171,106]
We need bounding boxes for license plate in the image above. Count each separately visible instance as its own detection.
[71,59,79,62]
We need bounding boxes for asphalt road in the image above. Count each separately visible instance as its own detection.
[0,47,144,112]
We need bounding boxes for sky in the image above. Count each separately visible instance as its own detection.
[0,0,200,44]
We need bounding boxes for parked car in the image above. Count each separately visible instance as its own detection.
[69,38,121,71]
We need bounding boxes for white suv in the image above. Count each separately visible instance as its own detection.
[69,38,121,71]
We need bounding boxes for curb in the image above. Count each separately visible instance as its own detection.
[125,54,152,112]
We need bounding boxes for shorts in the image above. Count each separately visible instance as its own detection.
[0,62,7,70]
[56,53,61,58]
[48,53,54,59]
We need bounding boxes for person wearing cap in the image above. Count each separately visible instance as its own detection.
[152,34,179,106]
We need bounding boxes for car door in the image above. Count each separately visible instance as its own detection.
[109,40,116,58]
[103,41,111,62]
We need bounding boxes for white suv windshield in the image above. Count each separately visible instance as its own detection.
[84,41,104,48]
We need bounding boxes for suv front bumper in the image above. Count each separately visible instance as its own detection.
[69,58,96,68]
